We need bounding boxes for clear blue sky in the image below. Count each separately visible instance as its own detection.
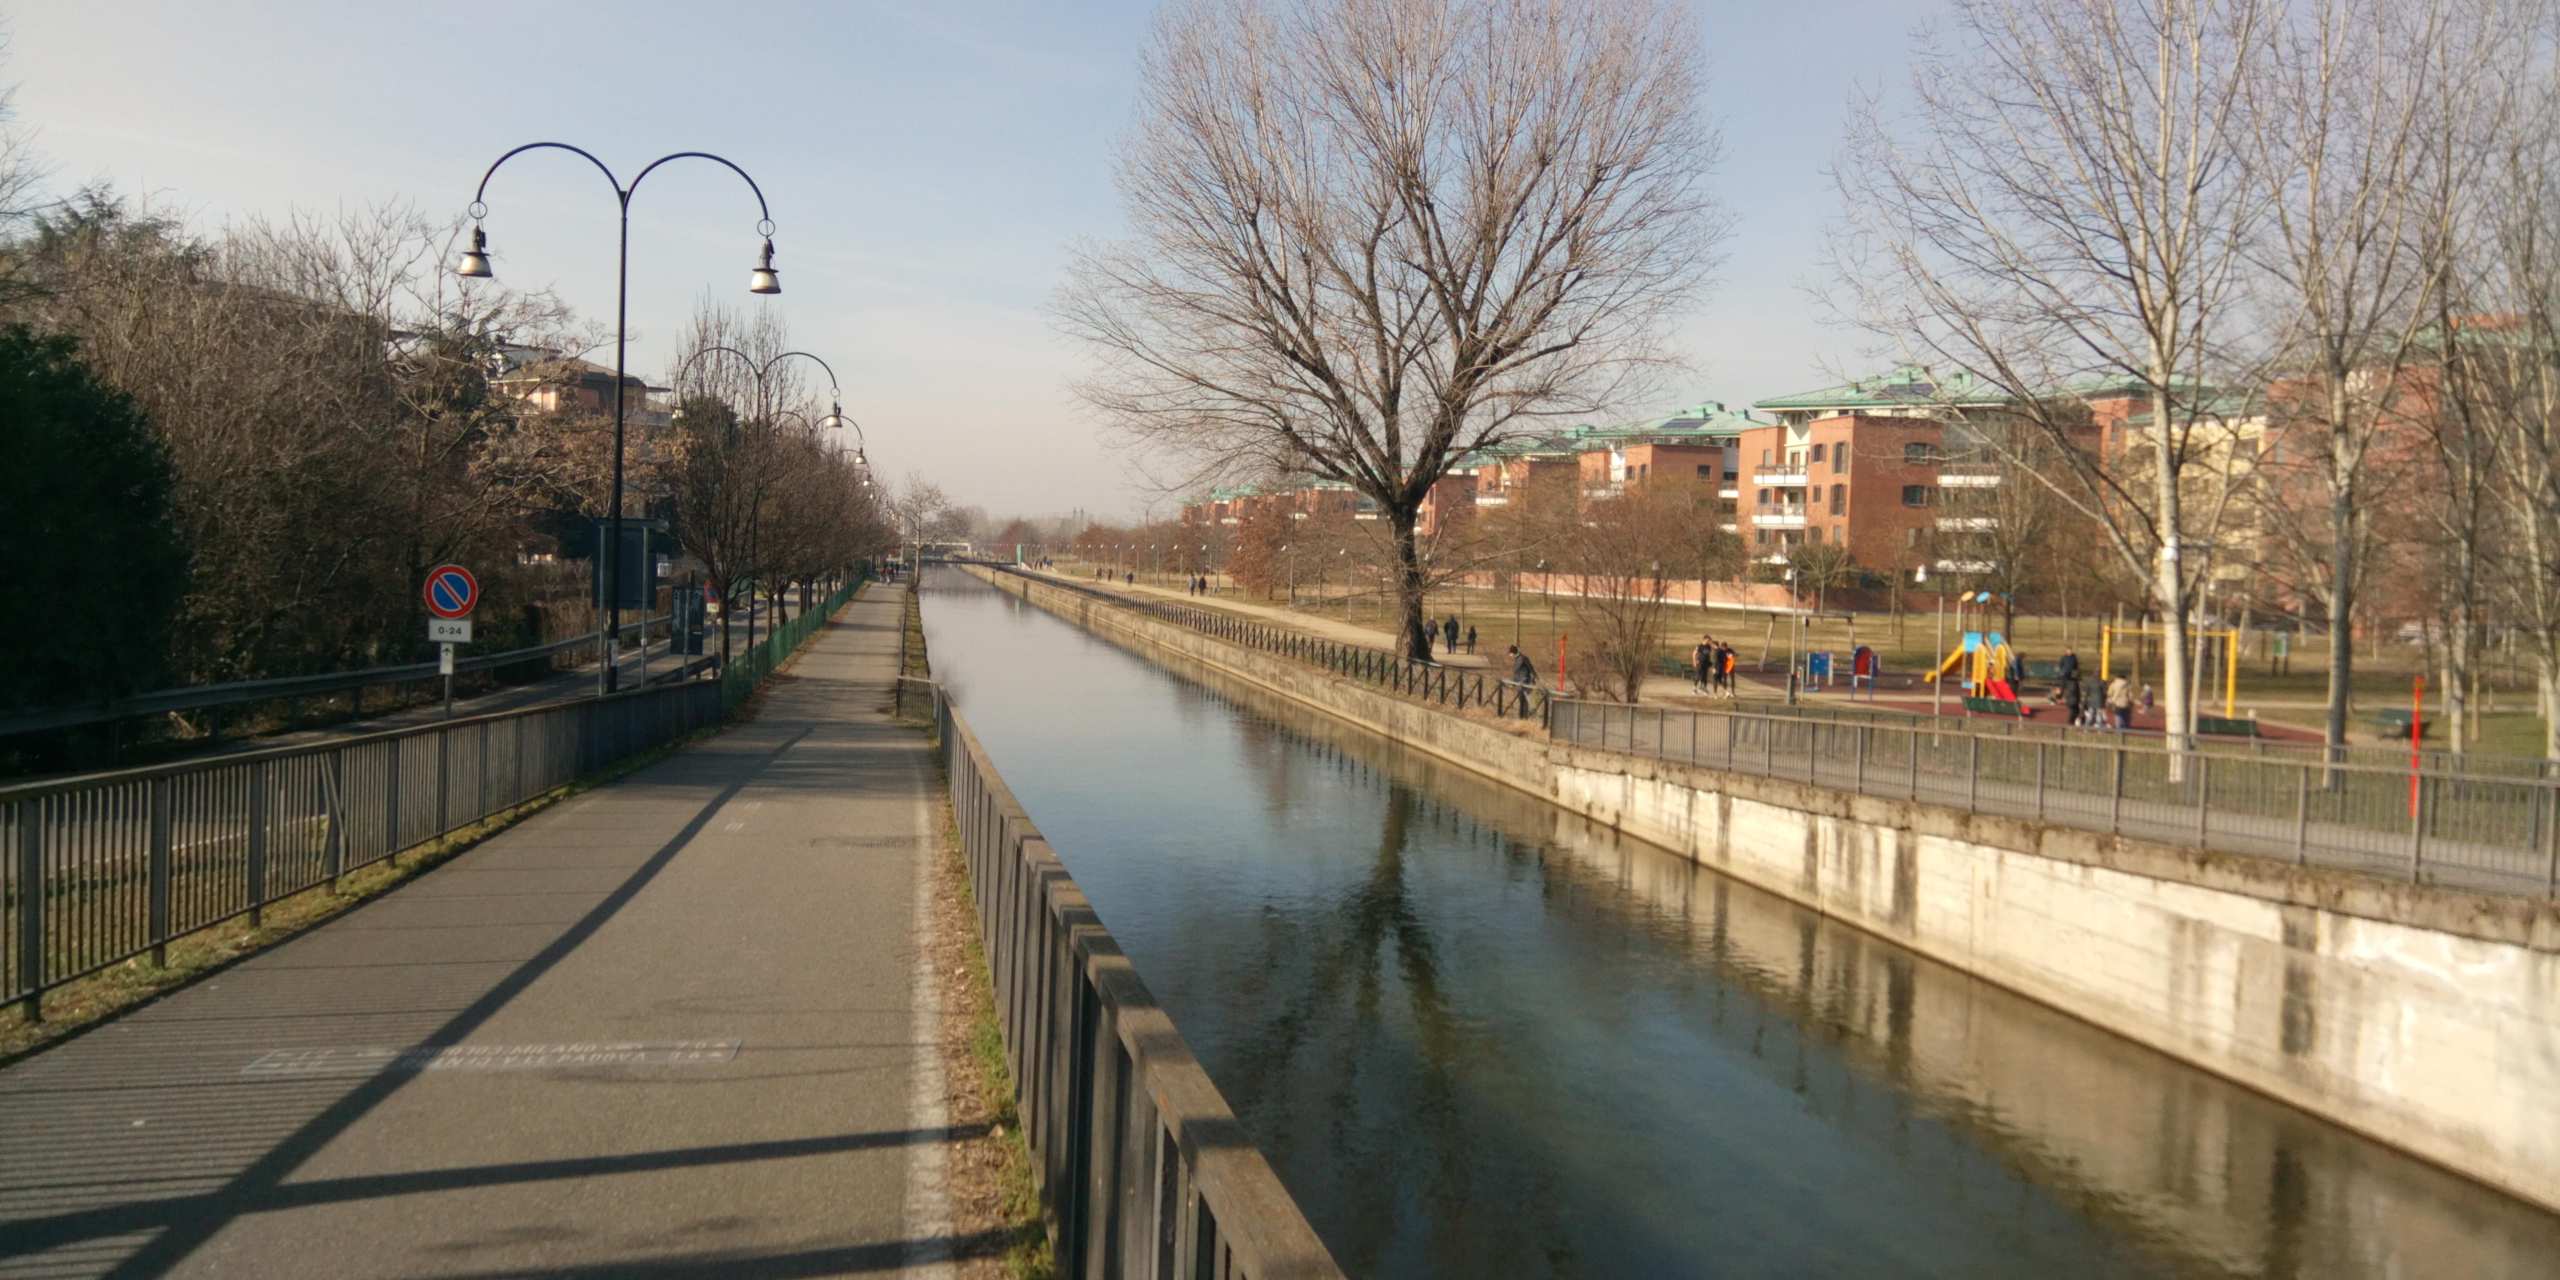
[5,0,1922,520]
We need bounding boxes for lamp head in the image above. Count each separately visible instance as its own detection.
[457,225,494,279]
[749,239,781,295]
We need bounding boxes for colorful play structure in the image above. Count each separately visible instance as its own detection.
[1931,631,2022,707]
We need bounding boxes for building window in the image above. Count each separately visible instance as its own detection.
[1829,483,1845,515]
[1755,529,1769,545]
[1808,526,1824,544]
[1903,442,1938,465]
[1834,446,1848,473]
[1758,488,1771,504]
[1811,443,1826,463]
[1697,464,1714,478]
[1902,484,1934,507]
[1906,527,1921,548]
[1761,449,1773,466]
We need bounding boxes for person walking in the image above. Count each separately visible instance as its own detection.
[1464,624,1477,654]
[1719,642,1738,698]
[2105,674,2135,731]
[2062,673,2086,728]
[1443,614,1461,655]
[2057,646,2080,687]
[1691,635,1714,694]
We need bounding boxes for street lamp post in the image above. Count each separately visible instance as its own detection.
[460,142,780,694]
[670,344,848,665]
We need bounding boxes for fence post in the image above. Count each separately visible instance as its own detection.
[515,714,528,808]
[478,720,493,823]
[325,747,345,890]
[149,776,173,966]
[2546,784,2559,895]
[17,800,44,1021]
[1907,727,1919,799]
[1763,716,1776,776]
[1967,736,1982,810]
[2032,742,2047,820]
[2110,748,2125,834]
[2409,775,2426,883]
[386,740,404,864]
[248,759,269,927]
[436,724,452,839]
[1691,713,1701,766]
[2194,754,2210,846]
[2294,764,2312,864]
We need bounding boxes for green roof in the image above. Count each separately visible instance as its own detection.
[1754,364,2010,412]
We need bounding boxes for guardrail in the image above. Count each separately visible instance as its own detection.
[1,569,869,1021]
[1,680,723,1021]
[987,567,1551,723]
[923,679,1342,1279]
[1724,695,2560,781]
[0,611,679,745]
[1550,698,2560,899]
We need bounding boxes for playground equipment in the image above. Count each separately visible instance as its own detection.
[2100,624,2238,718]
[1930,631,2020,701]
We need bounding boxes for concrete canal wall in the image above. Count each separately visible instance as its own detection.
[967,564,2560,1214]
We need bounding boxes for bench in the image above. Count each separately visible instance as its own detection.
[1963,695,2024,717]
[2196,714,2259,738]
[2370,710,2434,740]
[2023,660,2064,682]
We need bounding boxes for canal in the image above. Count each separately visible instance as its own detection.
[917,568,2560,1278]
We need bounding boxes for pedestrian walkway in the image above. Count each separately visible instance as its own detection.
[0,586,963,1278]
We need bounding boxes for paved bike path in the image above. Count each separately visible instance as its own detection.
[0,587,960,1278]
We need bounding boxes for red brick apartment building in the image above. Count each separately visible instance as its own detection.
[1746,366,2119,582]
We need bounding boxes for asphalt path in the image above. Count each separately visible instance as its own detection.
[0,585,963,1276]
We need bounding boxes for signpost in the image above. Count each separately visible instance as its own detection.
[423,564,480,717]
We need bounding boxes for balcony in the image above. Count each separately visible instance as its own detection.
[1718,486,1739,501]
[1752,509,1808,528]
[1756,465,1809,487]
[1933,558,1997,574]
[1937,464,2002,488]
[1935,516,1999,532]
[1718,522,1738,534]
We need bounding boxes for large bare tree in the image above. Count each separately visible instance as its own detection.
[1058,0,1727,659]
[2241,0,2503,754]
[1831,0,2275,753]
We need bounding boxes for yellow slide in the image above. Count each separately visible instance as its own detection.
[1930,647,1968,682]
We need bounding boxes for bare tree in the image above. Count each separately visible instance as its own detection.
[1558,476,1727,700]
[1058,0,1727,660]
[2239,0,2508,754]
[2444,17,2560,756]
[1831,0,2275,753]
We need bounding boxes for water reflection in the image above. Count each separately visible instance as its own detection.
[919,570,2560,1278]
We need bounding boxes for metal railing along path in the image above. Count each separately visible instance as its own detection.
[923,680,1342,1279]
[983,565,1552,724]
[1,568,868,1021]
[1730,696,2560,782]
[1549,699,2560,899]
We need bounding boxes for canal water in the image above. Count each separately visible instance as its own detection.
[917,569,2560,1279]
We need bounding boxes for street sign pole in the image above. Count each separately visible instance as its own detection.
[423,565,480,720]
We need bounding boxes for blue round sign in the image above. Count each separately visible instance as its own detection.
[423,564,480,619]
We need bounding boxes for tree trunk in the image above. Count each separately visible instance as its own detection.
[2322,446,2357,755]
[2150,381,2193,764]
[1392,507,1430,662]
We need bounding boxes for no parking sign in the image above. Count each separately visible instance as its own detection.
[423,564,480,619]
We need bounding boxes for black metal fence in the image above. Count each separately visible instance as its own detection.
[986,566,1550,722]
[1550,698,2560,899]
[1,681,726,1019]
[929,682,1342,1279]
